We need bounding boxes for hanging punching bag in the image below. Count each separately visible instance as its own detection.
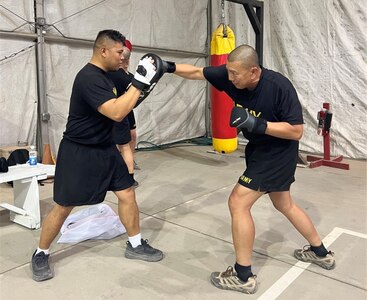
[210,23,237,153]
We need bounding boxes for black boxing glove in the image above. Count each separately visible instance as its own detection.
[134,89,150,108]
[125,82,151,108]
[162,60,176,73]
[229,106,267,134]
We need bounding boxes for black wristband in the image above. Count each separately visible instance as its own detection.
[131,78,147,91]
[166,61,176,73]
[253,118,267,134]
[163,60,176,73]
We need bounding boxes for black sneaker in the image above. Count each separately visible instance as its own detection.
[31,250,54,281]
[125,239,163,262]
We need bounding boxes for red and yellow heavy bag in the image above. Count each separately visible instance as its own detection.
[210,24,237,153]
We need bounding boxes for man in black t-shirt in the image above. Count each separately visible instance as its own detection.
[31,30,164,282]
[162,45,335,294]
[122,40,140,171]
[107,40,139,187]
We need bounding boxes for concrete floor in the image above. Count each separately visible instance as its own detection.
[0,144,366,300]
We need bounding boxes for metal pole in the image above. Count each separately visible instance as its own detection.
[35,0,49,160]
[225,0,264,64]
[0,30,206,57]
[205,0,213,138]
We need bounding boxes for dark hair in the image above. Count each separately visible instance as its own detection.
[93,29,126,51]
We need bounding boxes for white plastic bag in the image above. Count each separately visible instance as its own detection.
[57,203,126,244]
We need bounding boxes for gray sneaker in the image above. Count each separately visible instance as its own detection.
[134,161,141,170]
[294,245,335,270]
[31,250,54,281]
[125,239,163,262]
[210,266,258,294]
[133,180,139,188]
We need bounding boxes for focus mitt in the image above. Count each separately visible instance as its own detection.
[132,53,164,91]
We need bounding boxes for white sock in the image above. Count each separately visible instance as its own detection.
[36,247,50,255]
[128,233,142,248]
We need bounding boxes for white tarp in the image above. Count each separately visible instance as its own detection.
[0,0,366,159]
[57,203,126,244]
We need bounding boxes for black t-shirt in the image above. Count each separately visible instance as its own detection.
[106,69,134,145]
[203,65,304,145]
[63,63,117,145]
[106,69,133,97]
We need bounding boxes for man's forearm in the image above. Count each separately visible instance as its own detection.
[174,64,205,80]
[265,122,303,140]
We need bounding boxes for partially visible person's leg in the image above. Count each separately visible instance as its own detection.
[129,128,137,154]
[130,129,140,169]
[127,110,140,170]
[269,191,335,269]
[118,143,138,187]
[118,144,134,174]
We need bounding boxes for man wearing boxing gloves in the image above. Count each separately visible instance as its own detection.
[162,44,335,294]
[31,30,164,282]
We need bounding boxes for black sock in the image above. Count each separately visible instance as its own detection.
[310,243,328,257]
[234,262,253,282]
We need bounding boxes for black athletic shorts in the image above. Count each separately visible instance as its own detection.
[54,138,134,206]
[127,110,136,130]
[113,117,131,145]
[238,140,299,192]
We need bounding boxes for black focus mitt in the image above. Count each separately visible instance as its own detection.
[132,53,164,91]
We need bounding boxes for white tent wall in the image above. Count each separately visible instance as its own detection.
[0,1,37,148]
[0,0,366,159]
[222,0,367,158]
[266,0,367,159]
[44,0,208,156]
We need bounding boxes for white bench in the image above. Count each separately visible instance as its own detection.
[0,163,55,229]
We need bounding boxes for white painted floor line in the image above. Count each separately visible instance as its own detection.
[257,227,367,300]
[321,227,344,248]
[334,227,367,240]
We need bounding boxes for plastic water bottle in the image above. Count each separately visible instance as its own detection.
[29,145,37,166]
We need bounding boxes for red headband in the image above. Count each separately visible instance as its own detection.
[125,39,133,51]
